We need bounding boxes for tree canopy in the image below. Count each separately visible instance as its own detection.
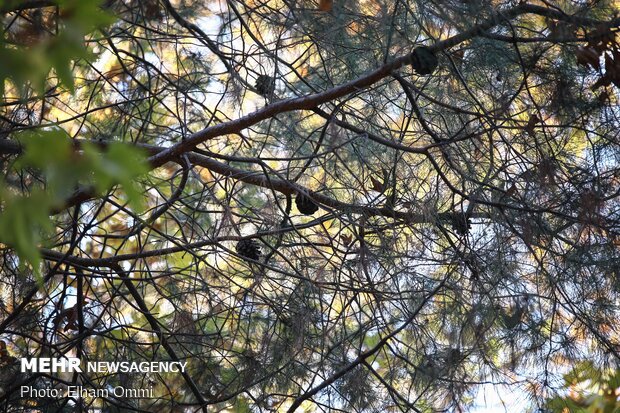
[1,0,620,412]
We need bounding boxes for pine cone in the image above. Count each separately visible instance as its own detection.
[236,239,261,261]
[451,213,471,236]
[255,75,275,96]
[295,193,319,215]
[410,46,438,75]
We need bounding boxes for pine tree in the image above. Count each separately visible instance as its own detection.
[1,0,620,411]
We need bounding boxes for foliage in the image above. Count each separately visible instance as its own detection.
[0,129,147,275]
[1,0,620,412]
[0,0,113,94]
[545,363,620,413]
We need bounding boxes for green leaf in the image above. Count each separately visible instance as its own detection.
[80,141,149,210]
[3,130,148,274]
[0,188,52,278]
[57,0,116,33]
[15,128,85,203]
[564,361,600,386]
[97,142,149,211]
[0,0,114,96]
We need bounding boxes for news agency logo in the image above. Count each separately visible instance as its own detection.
[20,357,188,373]
[21,357,81,373]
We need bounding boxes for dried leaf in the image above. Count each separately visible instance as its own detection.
[576,46,600,70]
[598,90,609,103]
[0,340,15,365]
[451,49,465,65]
[369,176,385,193]
[587,24,617,52]
[319,0,333,11]
[537,158,557,186]
[525,114,540,137]
[578,189,605,224]
[53,305,79,332]
[547,20,576,40]
[592,72,612,90]
[341,234,353,246]
[606,51,620,86]
[505,184,517,197]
